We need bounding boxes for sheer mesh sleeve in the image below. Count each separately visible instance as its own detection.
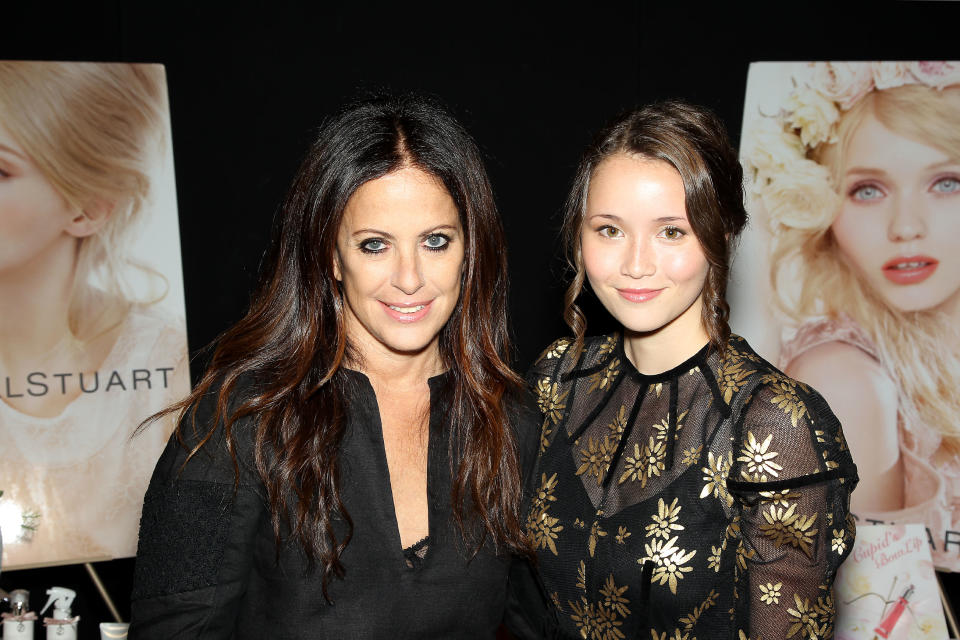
[727,377,858,640]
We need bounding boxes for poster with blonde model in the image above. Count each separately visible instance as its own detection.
[732,61,960,572]
[0,62,189,569]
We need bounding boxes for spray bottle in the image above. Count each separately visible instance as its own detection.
[1,589,36,639]
[40,587,78,640]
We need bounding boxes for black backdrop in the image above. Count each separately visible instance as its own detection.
[3,3,959,636]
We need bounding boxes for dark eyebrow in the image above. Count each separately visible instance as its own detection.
[351,224,460,240]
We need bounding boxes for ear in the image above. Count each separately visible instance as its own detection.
[64,199,113,238]
[333,249,342,282]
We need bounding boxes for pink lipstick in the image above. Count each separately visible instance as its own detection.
[882,255,938,285]
[380,300,433,323]
[617,288,663,303]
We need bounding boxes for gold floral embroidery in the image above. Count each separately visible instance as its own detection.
[759,582,782,605]
[541,338,570,361]
[574,518,586,529]
[831,528,846,554]
[734,538,755,577]
[588,519,608,557]
[645,497,684,540]
[527,473,563,555]
[576,560,587,590]
[758,488,801,507]
[717,358,755,403]
[679,588,718,629]
[653,410,688,442]
[786,593,827,639]
[759,504,818,558]
[615,526,631,544]
[640,535,697,595]
[569,589,627,640]
[588,358,621,393]
[700,450,733,507]
[620,437,666,487]
[608,404,628,437]
[598,334,618,356]
[737,431,783,479]
[680,445,702,466]
[539,418,554,454]
[707,545,723,572]
[650,630,692,640]
[761,374,809,427]
[577,435,616,485]
[599,574,630,618]
[536,377,569,424]
[652,382,663,398]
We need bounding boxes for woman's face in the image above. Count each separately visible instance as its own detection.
[831,110,960,315]
[581,154,709,341]
[0,122,81,276]
[335,166,464,358]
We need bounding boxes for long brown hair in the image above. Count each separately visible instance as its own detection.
[561,100,748,354]
[148,94,527,599]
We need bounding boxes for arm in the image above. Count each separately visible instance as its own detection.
[786,340,902,512]
[129,390,267,639]
[727,380,858,640]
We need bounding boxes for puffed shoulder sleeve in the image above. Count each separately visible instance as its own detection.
[129,383,268,639]
[727,376,859,640]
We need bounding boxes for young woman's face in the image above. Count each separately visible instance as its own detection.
[831,110,960,314]
[335,166,465,358]
[581,154,709,340]
[0,122,79,275]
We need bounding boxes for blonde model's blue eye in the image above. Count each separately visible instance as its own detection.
[598,225,622,239]
[359,238,387,254]
[423,233,450,251]
[932,176,960,194]
[850,183,884,201]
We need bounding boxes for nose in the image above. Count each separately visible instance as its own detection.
[887,194,927,242]
[391,248,424,295]
[621,237,656,279]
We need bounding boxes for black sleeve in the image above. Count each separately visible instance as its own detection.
[727,378,858,640]
[129,387,268,639]
[502,339,574,639]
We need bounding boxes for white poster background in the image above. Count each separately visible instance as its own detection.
[0,62,189,569]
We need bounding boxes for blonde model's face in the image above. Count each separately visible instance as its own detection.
[581,154,709,341]
[335,166,464,358]
[0,121,83,276]
[831,110,960,315]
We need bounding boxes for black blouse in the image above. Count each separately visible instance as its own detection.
[129,370,538,639]
[521,333,858,640]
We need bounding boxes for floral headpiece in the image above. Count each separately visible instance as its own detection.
[742,61,960,231]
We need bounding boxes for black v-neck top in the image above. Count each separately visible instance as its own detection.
[517,333,858,639]
[129,370,539,639]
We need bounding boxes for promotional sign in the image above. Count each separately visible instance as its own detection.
[732,61,960,571]
[835,524,948,639]
[0,61,189,568]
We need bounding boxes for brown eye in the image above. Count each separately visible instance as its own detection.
[661,226,684,240]
[599,225,622,239]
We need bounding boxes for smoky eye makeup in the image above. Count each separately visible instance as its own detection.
[358,238,388,254]
[423,233,451,251]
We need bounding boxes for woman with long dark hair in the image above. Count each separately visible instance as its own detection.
[521,101,858,638]
[129,94,536,638]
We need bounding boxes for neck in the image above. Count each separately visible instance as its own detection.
[0,237,78,370]
[347,337,445,393]
[623,299,710,375]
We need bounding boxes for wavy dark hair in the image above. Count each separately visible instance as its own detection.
[150,94,527,599]
[561,100,748,354]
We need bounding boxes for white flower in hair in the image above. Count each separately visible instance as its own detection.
[804,62,874,110]
[741,117,805,190]
[786,87,839,147]
[872,62,915,90]
[759,157,838,231]
[909,61,960,89]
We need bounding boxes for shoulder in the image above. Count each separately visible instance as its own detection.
[527,333,619,380]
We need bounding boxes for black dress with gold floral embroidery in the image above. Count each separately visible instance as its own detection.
[523,333,858,640]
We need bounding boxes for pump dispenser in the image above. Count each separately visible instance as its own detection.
[40,587,78,640]
[2,589,36,639]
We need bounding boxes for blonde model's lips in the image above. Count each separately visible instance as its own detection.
[616,288,663,303]
[379,299,433,322]
[882,255,938,285]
